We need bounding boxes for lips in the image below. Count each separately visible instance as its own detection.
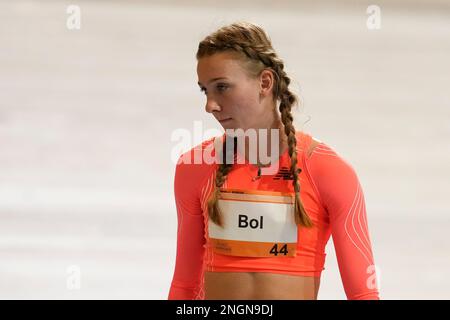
[218,118,232,123]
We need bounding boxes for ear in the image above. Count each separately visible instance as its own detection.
[259,69,274,97]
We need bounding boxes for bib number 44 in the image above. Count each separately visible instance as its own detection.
[269,243,289,256]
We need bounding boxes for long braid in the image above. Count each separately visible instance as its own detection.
[207,135,235,228]
[198,21,313,228]
[279,91,314,227]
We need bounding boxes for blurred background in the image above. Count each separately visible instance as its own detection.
[0,0,449,299]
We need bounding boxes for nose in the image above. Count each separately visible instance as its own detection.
[205,96,221,113]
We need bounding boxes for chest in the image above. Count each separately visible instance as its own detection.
[208,189,298,258]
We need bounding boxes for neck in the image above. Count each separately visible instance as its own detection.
[238,117,289,167]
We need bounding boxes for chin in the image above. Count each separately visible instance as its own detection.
[220,121,237,131]
[221,125,238,134]
[221,125,235,132]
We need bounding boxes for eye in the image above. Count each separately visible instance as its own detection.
[216,83,228,92]
[199,87,207,95]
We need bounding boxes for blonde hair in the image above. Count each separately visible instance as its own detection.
[197,21,313,229]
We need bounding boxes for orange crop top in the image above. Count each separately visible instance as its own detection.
[168,131,380,300]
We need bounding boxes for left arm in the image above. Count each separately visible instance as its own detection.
[307,142,380,300]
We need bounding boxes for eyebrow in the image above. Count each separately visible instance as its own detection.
[197,77,228,87]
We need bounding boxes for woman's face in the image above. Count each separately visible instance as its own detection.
[197,52,275,132]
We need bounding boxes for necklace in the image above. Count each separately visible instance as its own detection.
[251,163,273,181]
[252,166,262,181]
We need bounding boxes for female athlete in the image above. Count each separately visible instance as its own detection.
[168,21,380,300]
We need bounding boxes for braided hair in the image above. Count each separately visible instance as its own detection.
[197,21,313,228]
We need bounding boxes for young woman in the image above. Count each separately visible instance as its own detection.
[168,21,380,300]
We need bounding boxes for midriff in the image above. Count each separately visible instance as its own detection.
[204,271,320,300]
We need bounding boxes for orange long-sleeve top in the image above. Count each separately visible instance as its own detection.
[168,130,380,300]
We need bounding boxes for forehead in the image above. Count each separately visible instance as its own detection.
[197,52,246,82]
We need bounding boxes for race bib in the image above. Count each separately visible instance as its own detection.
[208,189,298,258]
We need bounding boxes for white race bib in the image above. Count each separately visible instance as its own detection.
[208,189,298,257]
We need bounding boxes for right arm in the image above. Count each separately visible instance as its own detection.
[168,157,207,300]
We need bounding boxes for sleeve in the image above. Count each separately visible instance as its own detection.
[306,142,380,300]
[167,156,207,300]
